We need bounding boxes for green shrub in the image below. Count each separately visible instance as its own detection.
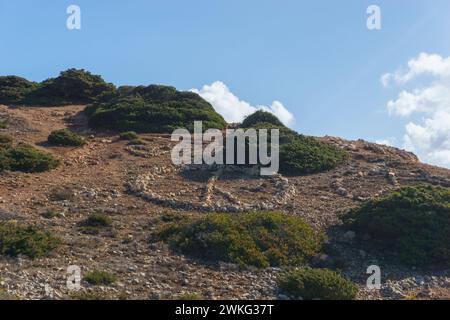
[87,85,227,133]
[85,213,112,227]
[3,144,59,173]
[119,131,139,140]
[81,213,112,234]
[127,138,145,146]
[157,211,324,268]
[279,135,348,175]
[277,268,358,300]
[84,270,116,286]
[232,112,347,175]
[0,148,11,171]
[342,185,450,267]
[0,69,115,106]
[0,76,38,105]
[48,129,86,146]
[1,142,59,173]
[24,69,116,106]
[0,222,61,258]
[241,110,285,128]
[0,120,8,129]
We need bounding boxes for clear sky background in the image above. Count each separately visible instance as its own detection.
[1,1,450,167]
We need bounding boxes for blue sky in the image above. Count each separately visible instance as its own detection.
[1,1,450,166]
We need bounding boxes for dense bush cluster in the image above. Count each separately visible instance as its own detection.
[0,222,60,258]
[277,268,358,300]
[0,76,37,105]
[86,85,227,133]
[48,129,86,147]
[241,110,284,128]
[0,69,115,106]
[0,143,59,173]
[342,185,450,267]
[157,211,324,268]
[235,111,347,175]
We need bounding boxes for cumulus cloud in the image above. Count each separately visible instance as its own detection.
[375,138,397,147]
[382,53,450,168]
[381,53,450,87]
[191,81,295,126]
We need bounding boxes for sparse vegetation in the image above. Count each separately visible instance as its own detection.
[277,268,358,300]
[342,185,450,267]
[0,144,59,173]
[0,120,8,129]
[0,222,60,258]
[157,211,325,268]
[119,131,139,140]
[84,270,116,286]
[49,187,75,201]
[48,129,86,147]
[42,210,60,219]
[81,213,112,235]
[86,85,227,133]
[0,134,12,146]
[127,138,145,146]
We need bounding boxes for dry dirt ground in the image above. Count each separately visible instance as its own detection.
[1,104,450,300]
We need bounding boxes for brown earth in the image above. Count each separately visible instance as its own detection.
[1,104,450,300]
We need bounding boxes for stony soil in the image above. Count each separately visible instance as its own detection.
[1,104,450,300]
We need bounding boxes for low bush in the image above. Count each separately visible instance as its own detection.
[342,185,450,267]
[48,129,86,147]
[81,213,112,235]
[157,211,324,268]
[83,270,116,286]
[279,135,348,175]
[119,131,139,140]
[277,268,358,300]
[127,138,145,146]
[0,120,8,129]
[0,144,59,173]
[0,222,61,258]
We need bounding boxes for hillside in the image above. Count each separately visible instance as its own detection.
[1,103,450,300]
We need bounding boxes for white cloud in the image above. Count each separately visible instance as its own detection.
[375,137,397,147]
[381,53,450,86]
[191,81,295,126]
[382,53,450,168]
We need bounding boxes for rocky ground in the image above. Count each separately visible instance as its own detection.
[1,104,450,300]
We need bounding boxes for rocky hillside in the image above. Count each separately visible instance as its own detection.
[1,104,450,300]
